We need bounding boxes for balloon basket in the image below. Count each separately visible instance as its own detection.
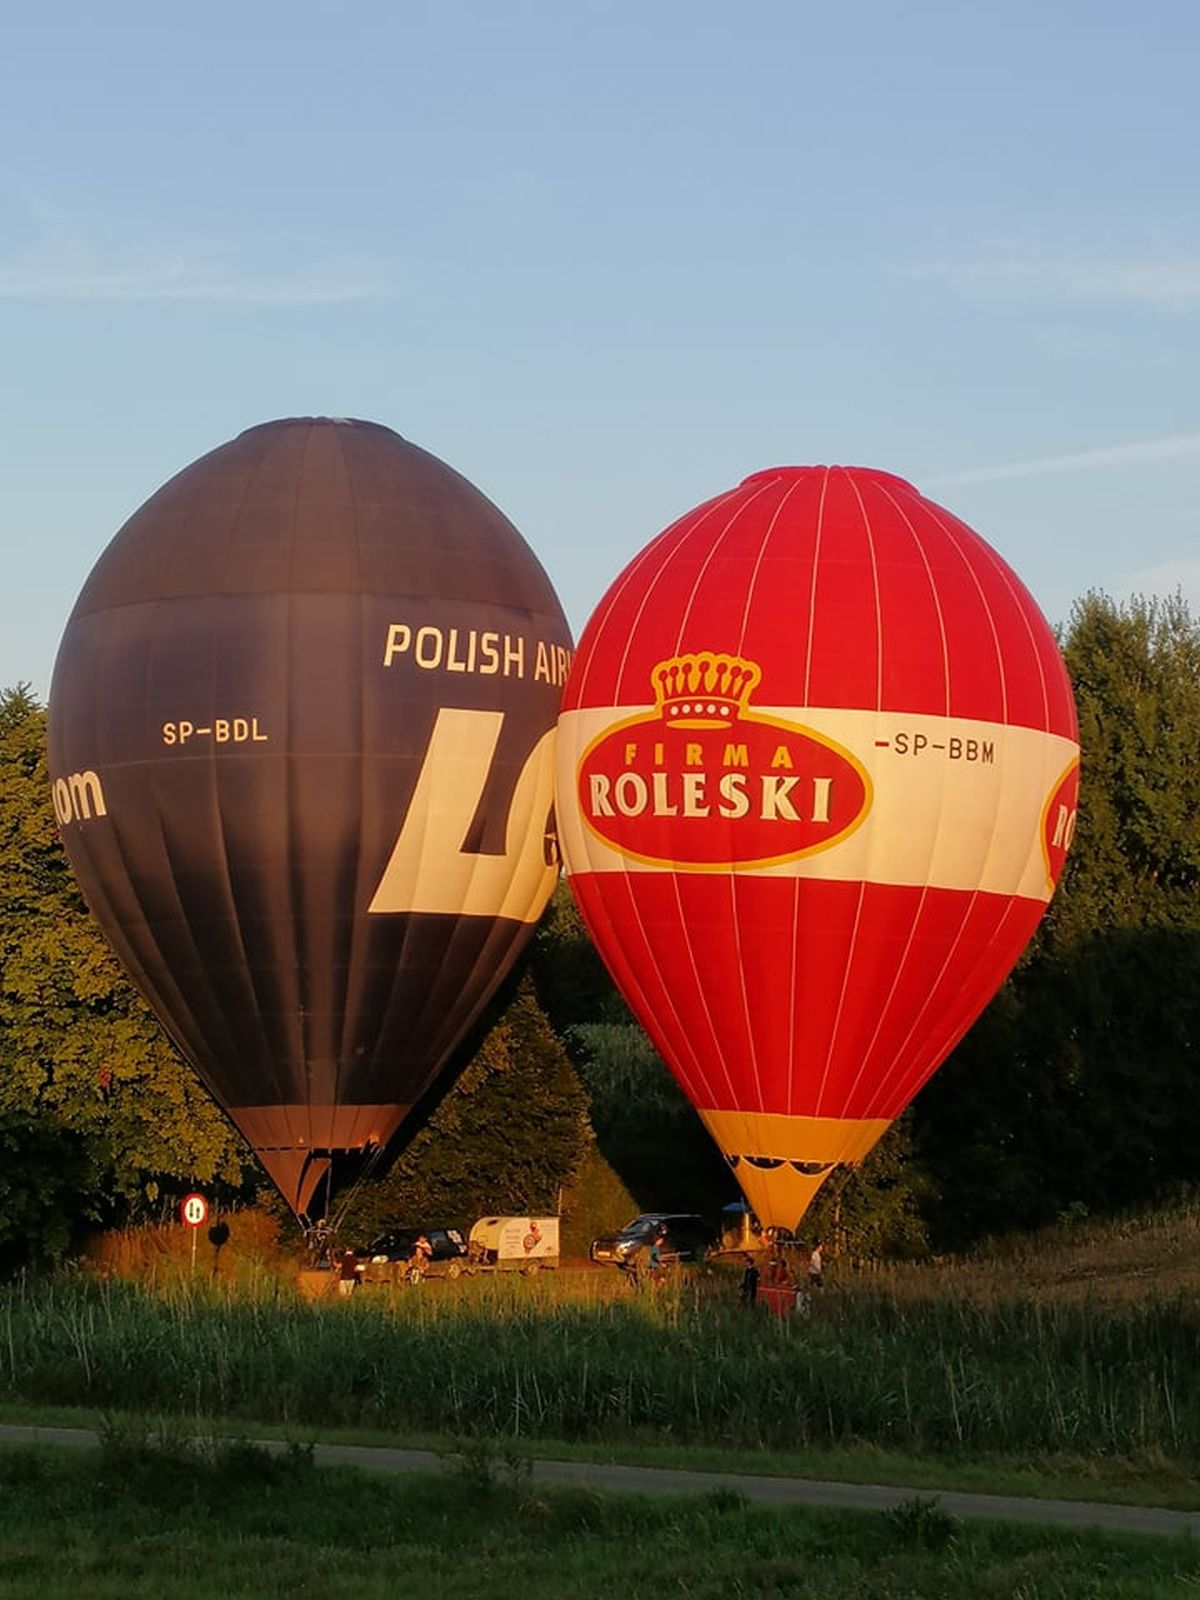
[760,1284,799,1318]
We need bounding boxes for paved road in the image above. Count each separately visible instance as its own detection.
[2,1423,1196,1540]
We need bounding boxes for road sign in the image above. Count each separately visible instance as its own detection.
[181,1192,209,1228]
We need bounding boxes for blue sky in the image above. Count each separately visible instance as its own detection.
[3,1,1198,697]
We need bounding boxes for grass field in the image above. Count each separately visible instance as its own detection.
[6,1207,1200,1596]
[5,1246,1200,1467]
[1,1428,1198,1600]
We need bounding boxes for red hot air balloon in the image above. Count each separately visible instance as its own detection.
[555,466,1079,1234]
[48,419,572,1218]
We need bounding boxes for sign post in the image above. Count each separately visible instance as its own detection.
[181,1192,209,1274]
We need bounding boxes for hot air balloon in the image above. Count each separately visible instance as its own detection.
[555,466,1079,1235]
[48,418,572,1218]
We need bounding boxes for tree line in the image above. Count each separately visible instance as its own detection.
[1,591,1197,1267]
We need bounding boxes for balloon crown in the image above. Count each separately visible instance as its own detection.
[651,653,763,729]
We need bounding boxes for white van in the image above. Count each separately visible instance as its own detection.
[468,1216,560,1271]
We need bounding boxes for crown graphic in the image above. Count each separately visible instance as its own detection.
[650,653,763,728]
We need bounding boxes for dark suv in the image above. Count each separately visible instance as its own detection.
[590,1212,714,1268]
[358,1226,468,1283]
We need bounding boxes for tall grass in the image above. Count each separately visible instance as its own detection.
[4,1271,1200,1459]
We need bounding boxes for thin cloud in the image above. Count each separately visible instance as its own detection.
[0,251,391,304]
[909,248,1200,313]
[927,434,1200,489]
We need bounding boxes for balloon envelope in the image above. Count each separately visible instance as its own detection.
[49,418,572,1215]
[556,466,1079,1232]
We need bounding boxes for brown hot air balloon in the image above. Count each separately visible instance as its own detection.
[48,418,572,1217]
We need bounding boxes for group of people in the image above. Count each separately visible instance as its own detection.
[739,1238,824,1309]
[334,1232,434,1296]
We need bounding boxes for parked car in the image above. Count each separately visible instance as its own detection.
[589,1213,714,1268]
[358,1226,468,1283]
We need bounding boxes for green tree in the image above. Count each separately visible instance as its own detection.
[532,881,735,1213]
[338,974,591,1240]
[915,594,1200,1244]
[0,686,247,1252]
[804,1116,930,1262]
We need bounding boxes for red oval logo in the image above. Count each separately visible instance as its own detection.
[576,653,872,870]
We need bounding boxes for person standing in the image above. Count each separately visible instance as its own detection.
[648,1225,667,1279]
[739,1255,760,1308]
[807,1239,824,1290]
[407,1233,434,1278]
[337,1247,359,1297]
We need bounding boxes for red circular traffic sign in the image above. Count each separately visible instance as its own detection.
[181,1192,209,1228]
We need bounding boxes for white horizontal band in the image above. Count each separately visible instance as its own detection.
[556,704,1078,902]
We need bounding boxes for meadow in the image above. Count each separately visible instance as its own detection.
[4,1259,1200,1468]
[6,1211,1200,1597]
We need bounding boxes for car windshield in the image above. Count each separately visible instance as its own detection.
[624,1218,661,1238]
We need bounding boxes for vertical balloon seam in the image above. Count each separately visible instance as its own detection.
[333,591,370,1077]
[332,421,370,1093]
[932,500,1058,733]
[837,878,934,1115]
[139,730,243,1081]
[200,426,291,1133]
[856,480,1019,1115]
[579,868,717,1107]
[949,519,1016,722]
[374,704,442,1101]
[222,429,303,1134]
[888,892,1032,1112]
[269,428,316,1142]
[138,772,241,1104]
[811,878,871,1120]
[388,728,528,1113]
[836,478,961,1117]
[725,873,763,1116]
[724,481,811,1116]
[197,534,272,1107]
[608,491,745,707]
[859,498,1061,1110]
[847,471,887,715]
[675,484,785,1117]
[282,455,315,1144]
[892,897,1033,1112]
[806,471,887,1117]
[833,480,955,1116]
[668,866,744,1110]
[137,585,246,1092]
[670,479,778,653]
[633,877,725,1108]
[603,492,702,1107]
[729,475,813,1122]
[874,478,954,717]
[71,782,211,1111]
[799,470,832,707]
[613,487,776,1114]
[586,487,745,709]
[784,872,802,1112]
[863,886,986,1119]
[206,717,294,1133]
[732,477,806,659]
